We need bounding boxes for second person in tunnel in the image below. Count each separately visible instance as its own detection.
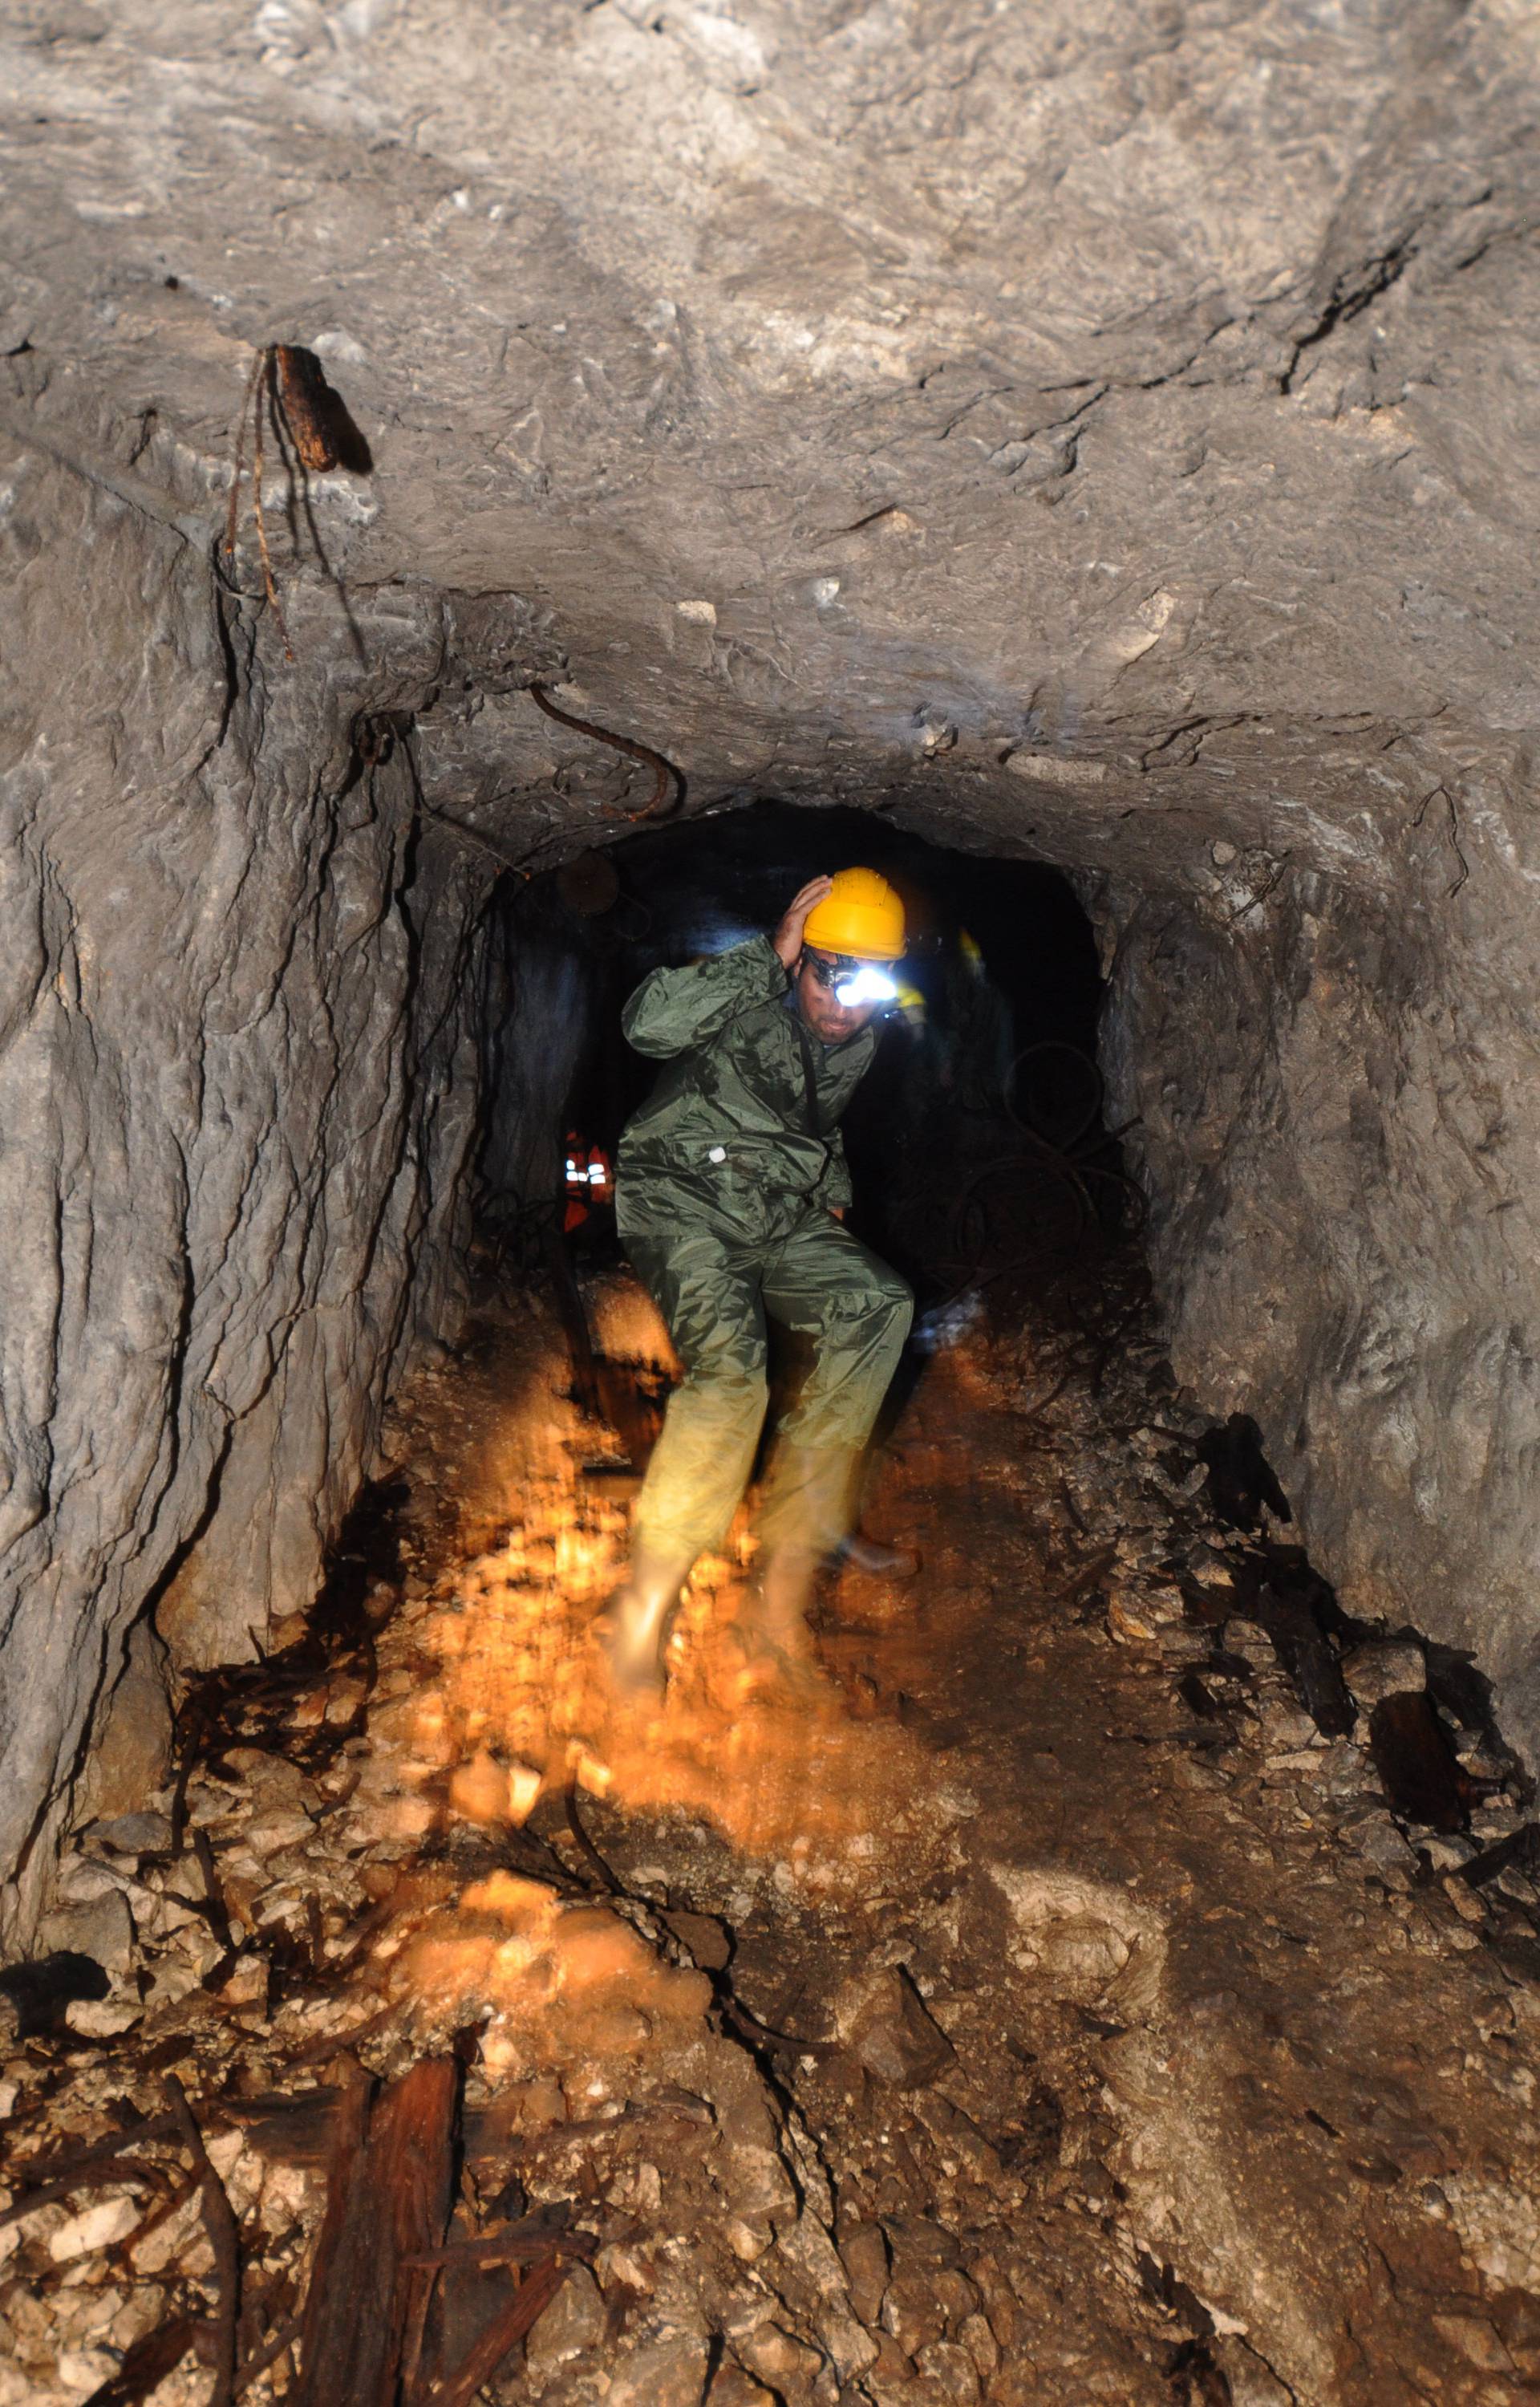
[606,867,916,1695]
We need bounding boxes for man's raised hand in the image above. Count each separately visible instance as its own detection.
[772,875,833,969]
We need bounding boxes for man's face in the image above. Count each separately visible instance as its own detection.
[795,948,886,1042]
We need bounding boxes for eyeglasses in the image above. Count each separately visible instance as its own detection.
[802,951,899,1007]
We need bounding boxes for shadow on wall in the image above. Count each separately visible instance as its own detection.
[480,911,594,1213]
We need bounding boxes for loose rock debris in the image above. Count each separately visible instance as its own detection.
[6,1268,1540,2405]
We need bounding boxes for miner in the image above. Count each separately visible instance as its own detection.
[606,868,915,1693]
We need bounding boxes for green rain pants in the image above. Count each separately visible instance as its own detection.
[618,1176,914,1565]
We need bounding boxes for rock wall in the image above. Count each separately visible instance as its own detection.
[5,0,1540,1914]
[1100,772,1540,1757]
[0,413,494,1946]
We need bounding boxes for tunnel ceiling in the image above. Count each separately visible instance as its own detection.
[5,0,1538,888]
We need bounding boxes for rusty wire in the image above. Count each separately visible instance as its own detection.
[224,347,295,661]
[224,342,361,665]
[527,682,684,823]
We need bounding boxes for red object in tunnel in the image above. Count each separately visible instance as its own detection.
[564,1130,614,1230]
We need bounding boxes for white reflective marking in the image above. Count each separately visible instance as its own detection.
[708,1146,727,1163]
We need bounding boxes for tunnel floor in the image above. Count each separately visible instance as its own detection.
[5,1280,1540,2406]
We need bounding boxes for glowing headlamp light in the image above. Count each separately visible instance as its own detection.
[831,964,899,1007]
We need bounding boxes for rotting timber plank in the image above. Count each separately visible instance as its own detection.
[294,2056,458,2407]
[292,2068,369,2407]
[433,2249,578,2407]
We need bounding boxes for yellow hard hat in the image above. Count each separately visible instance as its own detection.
[802,867,906,962]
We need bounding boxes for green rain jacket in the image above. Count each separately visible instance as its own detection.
[618,935,876,1222]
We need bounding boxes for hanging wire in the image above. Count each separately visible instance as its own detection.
[224,347,294,660]
[527,683,685,823]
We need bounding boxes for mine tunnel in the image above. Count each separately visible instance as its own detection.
[6,2,1540,2401]
[476,804,1112,1301]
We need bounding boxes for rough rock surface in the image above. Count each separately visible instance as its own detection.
[0,446,493,1942]
[3,0,1540,1918]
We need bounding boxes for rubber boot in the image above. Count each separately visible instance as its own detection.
[603,1544,695,1699]
[834,1530,920,1579]
[741,1543,821,1690]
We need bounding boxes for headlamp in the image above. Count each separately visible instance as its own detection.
[833,964,899,1007]
[804,950,899,1007]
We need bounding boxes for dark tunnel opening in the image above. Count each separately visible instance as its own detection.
[472,802,1136,1326]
